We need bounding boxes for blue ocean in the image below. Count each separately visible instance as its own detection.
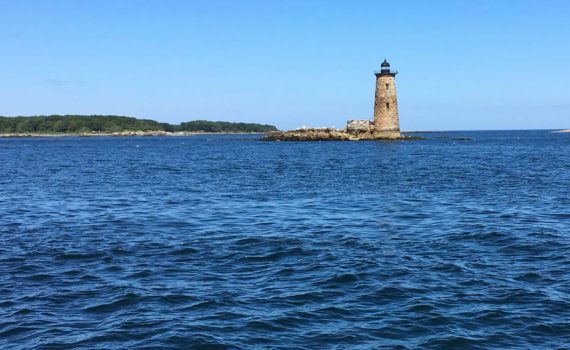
[1,130,569,349]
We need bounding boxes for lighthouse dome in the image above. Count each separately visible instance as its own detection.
[381,59,390,68]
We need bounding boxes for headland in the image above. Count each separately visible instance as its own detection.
[0,115,276,137]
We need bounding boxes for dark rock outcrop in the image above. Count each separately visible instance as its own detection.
[262,128,357,141]
[262,128,424,141]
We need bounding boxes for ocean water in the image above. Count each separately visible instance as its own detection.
[1,130,569,350]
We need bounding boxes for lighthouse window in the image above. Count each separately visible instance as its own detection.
[385,83,389,90]
[386,103,390,109]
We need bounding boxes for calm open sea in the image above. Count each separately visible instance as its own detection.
[1,131,569,349]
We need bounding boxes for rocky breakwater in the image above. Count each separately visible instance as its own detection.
[262,128,358,141]
[263,128,423,141]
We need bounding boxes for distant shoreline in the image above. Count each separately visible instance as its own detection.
[2,129,567,138]
[0,115,278,135]
[0,131,265,138]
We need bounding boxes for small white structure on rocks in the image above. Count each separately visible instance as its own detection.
[346,120,372,133]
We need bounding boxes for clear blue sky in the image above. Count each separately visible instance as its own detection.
[1,0,568,130]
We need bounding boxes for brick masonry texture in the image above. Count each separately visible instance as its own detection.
[373,74,400,134]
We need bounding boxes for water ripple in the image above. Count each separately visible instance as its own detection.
[1,131,569,349]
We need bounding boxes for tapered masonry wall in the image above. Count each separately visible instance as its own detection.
[373,74,400,135]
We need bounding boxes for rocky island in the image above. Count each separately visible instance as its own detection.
[263,128,422,141]
[263,60,422,142]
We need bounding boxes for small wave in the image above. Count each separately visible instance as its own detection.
[273,314,315,327]
[282,291,323,304]
[315,306,354,316]
[514,272,542,282]
[240,247,308,263]
[128,269,152,278]
[79,274,103,281]
[27,273,53,282]
[0,325,38,338]
[83,292,143,313]
[404,303,437,313]
[234,237,263,245]
[246,320,285,332]
[420,335,483,349]
[56,251,107,261]
[322,273,359,284]
[461,231,511,242]
[159,294,198,305]
[172,247,199,255]
[528,322,570,336]
[275,267,297,276]
[358,286,421,305]
[183,300,218,311]
[473,309,510,323]
[11,308,33,316]
[431,263,464,273]
[240,252,287,262]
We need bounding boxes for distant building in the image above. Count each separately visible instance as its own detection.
[346,59,401,139]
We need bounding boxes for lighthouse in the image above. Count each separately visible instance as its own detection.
[372,59,401,138]
[267,59,413,141]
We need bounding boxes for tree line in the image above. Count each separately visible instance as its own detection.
[0,115,277,134]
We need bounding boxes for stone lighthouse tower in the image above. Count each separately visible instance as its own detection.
[373,59,401,138]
